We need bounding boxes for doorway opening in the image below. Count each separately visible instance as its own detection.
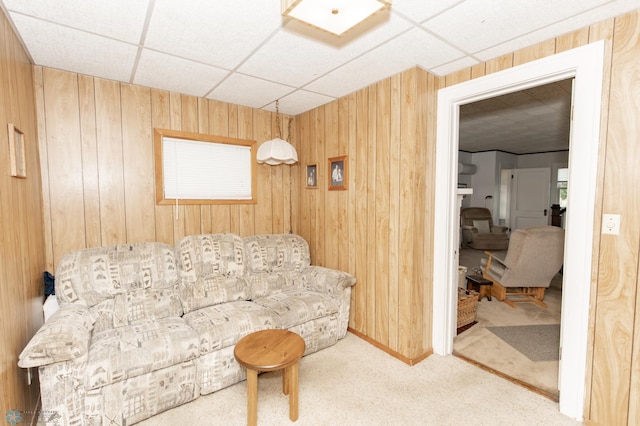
[432,41,605,421]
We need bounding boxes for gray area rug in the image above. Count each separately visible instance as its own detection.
[487,324,560,362]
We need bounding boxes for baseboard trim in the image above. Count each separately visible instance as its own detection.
[347,327,433,366]
[453,352,559,402]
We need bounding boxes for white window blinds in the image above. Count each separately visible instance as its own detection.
[163,137,252,200]
[154,129,256,205]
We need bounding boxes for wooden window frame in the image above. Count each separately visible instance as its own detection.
[154,128,257,205]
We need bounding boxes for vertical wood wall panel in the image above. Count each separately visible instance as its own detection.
[375,80,390,346]
[365,86,377,339]
[337,97,350,274]
[388,74,401,352]
[0,8,44,418]
[584,18,615,415]
[43,69,85,265]
[78,75,101,248]
[95,78,126,246]
[397,69,417,356]
[121,84,155,243]
[314,108,326,265]
[354,88,368,332]
[325,101,340,270]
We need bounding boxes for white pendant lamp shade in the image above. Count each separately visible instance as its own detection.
[257,138,298,165]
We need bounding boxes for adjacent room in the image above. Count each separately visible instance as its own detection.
[453,79,572,400]
[1,1,639,425]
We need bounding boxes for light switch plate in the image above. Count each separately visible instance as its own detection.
[602,214,620,235]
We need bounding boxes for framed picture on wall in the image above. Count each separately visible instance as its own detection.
[306,164,317,188]
[328,155,347,190]
[8,123,26,178]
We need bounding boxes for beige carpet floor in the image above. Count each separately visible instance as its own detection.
[455,247,562,399]
[138,332,580,426]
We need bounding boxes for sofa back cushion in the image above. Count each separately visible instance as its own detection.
[176,234,249,313]
[243,234,311,297]
[55,243,182,328]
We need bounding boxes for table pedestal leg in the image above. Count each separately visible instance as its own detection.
[247,369,258,426]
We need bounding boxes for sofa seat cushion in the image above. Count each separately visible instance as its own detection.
[84,318,199,390]
[246,271,304,299]
[252,290,339,328]
[90,287,183,334]
[179,275,250,314]
[182,301,279,355]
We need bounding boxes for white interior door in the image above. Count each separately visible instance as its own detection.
[509,168,551,230]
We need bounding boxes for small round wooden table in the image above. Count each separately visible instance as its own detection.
[234,329,305,426]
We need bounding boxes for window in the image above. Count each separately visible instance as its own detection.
[154,129,257,205]
[557,167,568,208]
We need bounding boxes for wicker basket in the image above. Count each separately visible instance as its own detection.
[457,288,479,328]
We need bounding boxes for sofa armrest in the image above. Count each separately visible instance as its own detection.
[301,266,356,296]
[18,303,94,368]
[491,225,509,234]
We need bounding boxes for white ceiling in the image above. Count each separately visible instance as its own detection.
[2,0,639,153]
[459,79,574,154]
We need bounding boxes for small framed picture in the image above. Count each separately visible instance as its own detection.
[8,123,26,178]
[328,155,347,190]
[306,164,317,188]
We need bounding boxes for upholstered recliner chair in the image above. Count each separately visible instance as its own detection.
[460,207,509,250]
[481,226,565,308]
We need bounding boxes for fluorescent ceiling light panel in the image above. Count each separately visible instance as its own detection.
[282,0,390,36]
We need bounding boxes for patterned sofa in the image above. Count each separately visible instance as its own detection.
[18,234,355,425]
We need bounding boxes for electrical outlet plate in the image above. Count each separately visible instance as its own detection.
[602,214,620,235]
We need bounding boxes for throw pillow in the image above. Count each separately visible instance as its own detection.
[472,219,491,234]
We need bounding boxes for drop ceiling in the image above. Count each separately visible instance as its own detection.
[2,0,639,153]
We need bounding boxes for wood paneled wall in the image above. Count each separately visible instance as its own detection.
[0,9,45,419]
[295,10,640,425]
[35,67,297,272]
[294,68,439,362]
[589,12,640,426]
[24,8,640,426]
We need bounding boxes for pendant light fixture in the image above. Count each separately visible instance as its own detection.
[282,0,391,36]
[257,100,298,165]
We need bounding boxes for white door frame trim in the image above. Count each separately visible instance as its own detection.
[432,40,605,421]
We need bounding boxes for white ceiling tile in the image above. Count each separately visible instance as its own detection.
[133,49,229,97]
[475,0,640,61]
[423,0,610,54]
[306,28,466,97]
[10,13,137,82]
[391,0,465,23]
[238,12,412,87]
[207,74,295,109]
[4,0,149,43]
[427,56,479,77]
[273,91,337,116]
[144,0,283,70]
